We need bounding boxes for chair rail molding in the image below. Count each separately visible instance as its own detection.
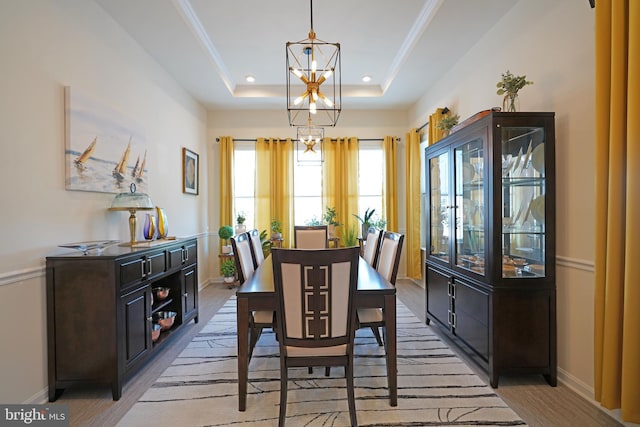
[556,255,594,273]
[0,266,45,287]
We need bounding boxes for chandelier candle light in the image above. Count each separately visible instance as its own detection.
[286,0,341,127]
[296,114,324,163]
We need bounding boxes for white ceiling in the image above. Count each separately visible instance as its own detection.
[95,0,516,111]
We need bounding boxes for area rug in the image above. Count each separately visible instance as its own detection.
[118,297,527,426]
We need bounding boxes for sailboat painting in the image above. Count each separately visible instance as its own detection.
[64,86,149,193]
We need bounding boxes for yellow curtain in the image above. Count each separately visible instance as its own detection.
[382,136,398,232]
[255,138,294,247]
[218,136,234,251]
[405,128,422,279]
[323,137,359,245]
[594,0,640,422]
[427,108,445,145]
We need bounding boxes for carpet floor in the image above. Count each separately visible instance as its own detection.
[118,297,527,426]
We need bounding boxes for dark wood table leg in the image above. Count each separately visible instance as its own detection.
[384,294,397,406]
[237,296,249,411]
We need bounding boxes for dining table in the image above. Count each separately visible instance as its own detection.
[236,254,397,411]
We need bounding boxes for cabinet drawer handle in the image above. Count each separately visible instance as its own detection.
[147,316,152,322]
[451,312,457,328]
[147,259,152,276]
[447,309,452,326]
[183,292,188,297]
[450,283,456,299]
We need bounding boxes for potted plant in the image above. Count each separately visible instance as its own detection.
[436,114,460,137]
[270,219,283,239]
[220,259,236,284]
[218,225,234,254]
[260,229,271,257]
[343,225,358,248]
[235,212,246,234]
[496,70,533,112]
[322,206,341,237]
[353,208,376,238]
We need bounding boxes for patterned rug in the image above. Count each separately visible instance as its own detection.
[118,297,526,426]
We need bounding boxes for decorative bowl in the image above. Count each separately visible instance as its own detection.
[151,323,162,342]
[153,311,177,331]
[152,287,170,301]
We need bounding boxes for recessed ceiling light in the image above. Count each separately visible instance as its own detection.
[362,75,372,83]
[245,75,256,83]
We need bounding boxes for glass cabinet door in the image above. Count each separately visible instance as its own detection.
[429,152,450,263]
[501,125,546,278]
[454,138,485,275]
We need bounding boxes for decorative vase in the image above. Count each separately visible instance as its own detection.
[328,224,335,238]
[222,245,232,254]
[502,92,520,112]
[223,276,235,284]
[235,224,246,235]
[143,214,156,240]
[156,207,168,238]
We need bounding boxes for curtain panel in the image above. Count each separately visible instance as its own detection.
[383,136,398,233]
[218,136,234,251]
[594,0,640,422]
[256,138,294,248]
[427,108,446,145]
[405,128,422,280]
[323,137,359,245]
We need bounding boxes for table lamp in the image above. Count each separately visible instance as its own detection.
[109,183,154,246]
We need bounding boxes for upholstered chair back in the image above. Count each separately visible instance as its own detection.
[272,247,359,352]
[247,228,265,269]
[376,231,404,285]
[230,233,255,284]
[362,227,383,267]
[293,225,329,249]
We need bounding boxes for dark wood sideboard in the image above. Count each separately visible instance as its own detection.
[46,238,198,401]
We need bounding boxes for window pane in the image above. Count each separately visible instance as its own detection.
[294,161,322,224]
[358,142,384,226]
[233,143,255,228]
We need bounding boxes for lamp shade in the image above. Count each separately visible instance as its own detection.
[109,191,154,209]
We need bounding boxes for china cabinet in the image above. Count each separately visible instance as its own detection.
[424,111,556,387]
[46,238,198,401]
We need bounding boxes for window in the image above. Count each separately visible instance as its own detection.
[293,160,322,225]
[358,141,384,223]
[231,140,386,229]
[232,142,256,227]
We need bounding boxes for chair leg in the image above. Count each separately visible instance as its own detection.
[249,326,263,360]
[370,326,383,346]
[346,360,358,426]
[279,363,288,427]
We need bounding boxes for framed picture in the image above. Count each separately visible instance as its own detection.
[64,86,149,194]
[182,148,199,195]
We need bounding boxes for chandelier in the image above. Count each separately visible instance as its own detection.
[296,114,324,164]
[286,0,341,127]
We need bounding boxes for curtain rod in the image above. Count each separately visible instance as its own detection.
[215,137,400,142]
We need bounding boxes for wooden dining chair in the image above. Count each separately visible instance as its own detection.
[362,226,383,268]
[247,228,265,270]
[271,247,360,427]
[231,232,273,358]
[357,230,404,346]
[293,225,329,249]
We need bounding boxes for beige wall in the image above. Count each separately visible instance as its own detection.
[0,0,210,403]
[409,0,597,399]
